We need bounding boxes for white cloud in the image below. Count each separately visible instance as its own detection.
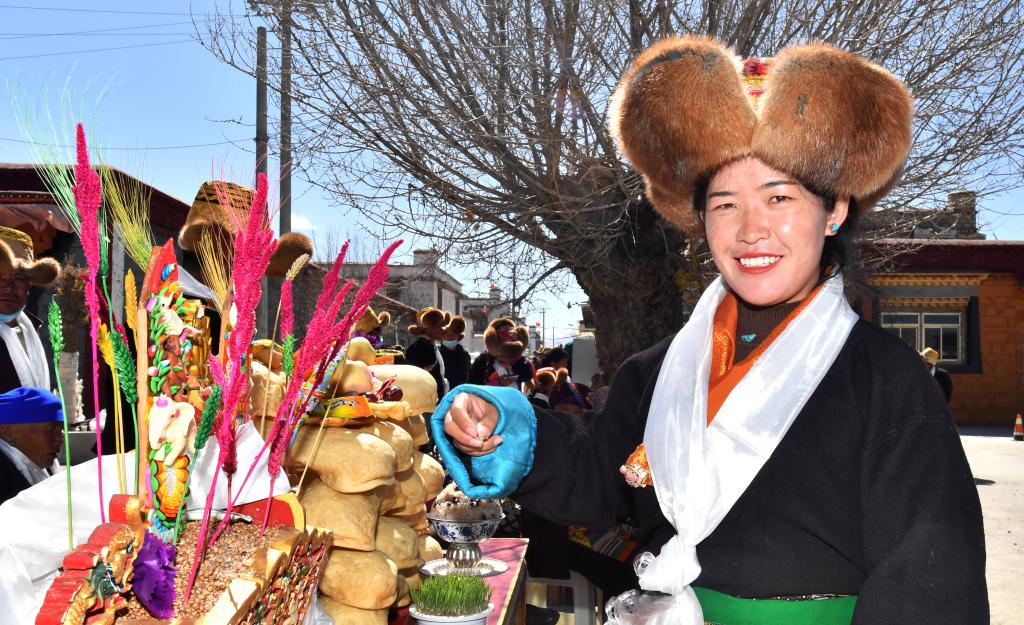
[292,213,317,232]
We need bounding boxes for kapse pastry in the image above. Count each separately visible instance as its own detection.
[369,364,438,416]
[319,594,388,625]
[395,413,430,446]
[320,548,398,610]
[282,423,397,493]
[375,516,420,569]
[299,477,381,551]
[354,420,414,472]
[418,534,443,562]
[412,450,445,500]
[379,467,427,516]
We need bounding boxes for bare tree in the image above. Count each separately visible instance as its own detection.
[199,0,1024,374]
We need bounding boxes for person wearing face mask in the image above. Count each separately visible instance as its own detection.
[0,227,60,395]
[406,306,455,400]
[438,314,470,394]
[430,38,987,625]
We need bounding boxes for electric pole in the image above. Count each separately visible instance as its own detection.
[279,0,293,234]
[255,26,268,179]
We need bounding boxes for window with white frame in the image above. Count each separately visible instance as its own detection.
[880,311,963,363]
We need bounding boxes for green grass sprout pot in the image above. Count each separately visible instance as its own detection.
[409,603,495,625]
[410,574,494,624]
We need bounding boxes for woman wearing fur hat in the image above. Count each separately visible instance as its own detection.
[0,227,60,394]
[438,315,471,392]
[432,38,987,625]
[468,318,536,391]
[406,307,453,400]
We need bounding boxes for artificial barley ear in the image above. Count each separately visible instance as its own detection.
[285,253,310,281]
[124,269,138,333]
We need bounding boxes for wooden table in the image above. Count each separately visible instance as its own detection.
[389,537,529,625]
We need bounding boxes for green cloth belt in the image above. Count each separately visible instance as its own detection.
[695,586,857,625]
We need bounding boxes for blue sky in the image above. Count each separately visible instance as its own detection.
[0,1,1020,344]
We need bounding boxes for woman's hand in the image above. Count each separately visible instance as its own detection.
[443,393,502,456]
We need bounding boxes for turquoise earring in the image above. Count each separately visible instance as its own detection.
[830,223,840,233]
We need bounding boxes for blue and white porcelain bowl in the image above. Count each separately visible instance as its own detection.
[426,514,504,544]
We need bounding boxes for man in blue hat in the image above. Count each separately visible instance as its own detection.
[0,386,63,505]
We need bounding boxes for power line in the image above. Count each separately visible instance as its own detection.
[0,32,195,39]
[0,135,247,151]
[0,4,243,17]
[0,39,196,62]
[0,21,192,40]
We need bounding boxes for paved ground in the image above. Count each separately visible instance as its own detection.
[959,427,1024,625]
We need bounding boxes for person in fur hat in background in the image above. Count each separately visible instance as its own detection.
[438,37,988,625]
[0,228,64,506]
[468,317,535,392]
[405,307,452,400]
[547,368,587,414]
[438,314,470,393]
[351,307,392,350]
[0,227,59,394]
[529,366,557,409]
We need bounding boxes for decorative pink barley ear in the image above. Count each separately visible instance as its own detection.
[73,122,106,522]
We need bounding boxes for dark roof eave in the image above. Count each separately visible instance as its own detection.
[863,238,1024,275]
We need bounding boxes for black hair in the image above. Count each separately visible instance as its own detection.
[541,347,570,367]
[693,175,862,288]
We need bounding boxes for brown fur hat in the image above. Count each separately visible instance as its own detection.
[441,315,466,341]
[181,181,314,278]
[266,232,314,278]
[608,37,913,233]
[408,307,450,341]
[534,367,557,393]
[0,227,60,286]
[353,307,392,335]
[484,318,530,361]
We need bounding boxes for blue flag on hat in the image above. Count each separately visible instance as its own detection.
[0,387,63,424]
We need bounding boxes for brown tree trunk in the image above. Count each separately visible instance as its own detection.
[573,202,690,379]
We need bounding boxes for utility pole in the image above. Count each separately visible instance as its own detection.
[279,0,293,234]
[255,26,268,179]
[255,25,270,337]
[541,309,546,348]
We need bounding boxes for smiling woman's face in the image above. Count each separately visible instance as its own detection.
[0,269,30,316]
[702,157,849,306]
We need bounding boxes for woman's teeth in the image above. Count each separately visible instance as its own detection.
[739,256,781,268]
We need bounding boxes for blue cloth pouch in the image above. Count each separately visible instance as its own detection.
[430,384,537,498]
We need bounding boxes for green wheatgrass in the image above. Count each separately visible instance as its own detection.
[411,574,492,616]
[47,299,73,551]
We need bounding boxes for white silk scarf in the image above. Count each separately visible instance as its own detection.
[622,275,857,625]
[0,313,51,391]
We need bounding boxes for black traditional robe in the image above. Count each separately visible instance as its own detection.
[513,320,988,624]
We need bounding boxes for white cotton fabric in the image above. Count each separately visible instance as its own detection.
[0,452,132,624]
[0,312,51,390]
[609,275,857,625]
[186,420,291,512]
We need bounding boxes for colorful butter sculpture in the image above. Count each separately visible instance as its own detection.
[36,496,145,625]
[139,241,212,540]
[36,495,333,625]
